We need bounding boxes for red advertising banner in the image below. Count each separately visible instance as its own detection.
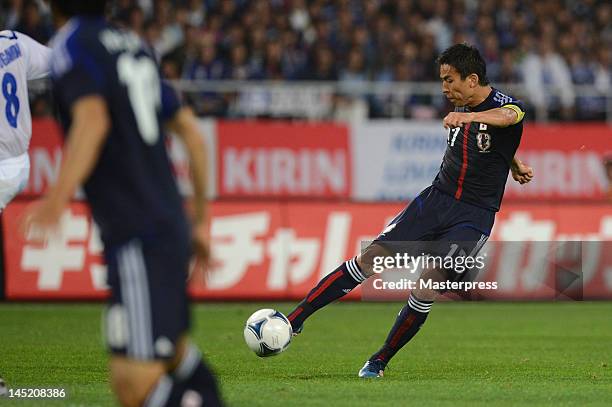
[18,118,217,200]
[19,118,64,198]
[190,202,397,300]
[22,119,612,201]
[3,200,611,300]
[3,201,107,299]
[216,121,351,198]
[505,124,612,201]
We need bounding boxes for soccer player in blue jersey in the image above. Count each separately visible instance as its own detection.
[285,43,534,378]
[22,1,222,406]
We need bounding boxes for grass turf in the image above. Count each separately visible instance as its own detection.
[0,302,610,406]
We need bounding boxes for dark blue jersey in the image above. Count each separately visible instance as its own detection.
[432,88,525,211]
[50,18,189,246]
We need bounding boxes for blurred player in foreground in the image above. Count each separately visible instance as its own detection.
[285,44,534,378]
[22,1,222,406]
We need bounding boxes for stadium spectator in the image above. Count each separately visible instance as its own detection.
[594,49,611,95]
[567,50,607,120]
[520,38,575,121]
[304,46,338,81]
[148,0,185,58]
[185,0,206,27]
[279,29,308,80]
[126,5,145,37]
[496,50,521,83]
[262,38,284,80]
[14,0,53,44]
[184,40,228,116]
[339,48,368,90]
[225,43,252,80]
[0,0,23,29]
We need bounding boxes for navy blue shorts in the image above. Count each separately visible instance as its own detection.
[103,235,191,361]
[374,185,495,281]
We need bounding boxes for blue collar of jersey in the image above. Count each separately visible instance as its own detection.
[469,87,496,112]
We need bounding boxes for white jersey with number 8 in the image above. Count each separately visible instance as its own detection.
[0,30,51,209]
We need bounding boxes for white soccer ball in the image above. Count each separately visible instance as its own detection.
[243,309,292,357]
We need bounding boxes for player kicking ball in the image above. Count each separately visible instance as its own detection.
[285,44,534,378]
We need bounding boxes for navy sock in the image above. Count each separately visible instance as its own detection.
[171,344,223,407]
[287,257,366,331]
[369,293,433,365]
[144,375,188,407]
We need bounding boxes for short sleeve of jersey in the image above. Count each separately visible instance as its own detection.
[15,31,51,80]
[51,28,107,109]
[501,99,525,125]
[161,82,181,121]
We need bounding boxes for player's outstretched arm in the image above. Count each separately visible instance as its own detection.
[511,156,534,185]
[443,107,522,129]
[16,31,52,80]
[165,106,210,265]
[21,96,110,233]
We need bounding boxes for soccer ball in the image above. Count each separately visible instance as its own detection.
[243,309,292,357]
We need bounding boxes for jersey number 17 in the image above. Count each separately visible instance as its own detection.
[448,127,461,147]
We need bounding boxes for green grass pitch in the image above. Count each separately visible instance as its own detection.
[0,302,611,406]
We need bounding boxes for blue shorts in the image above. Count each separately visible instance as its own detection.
[374,185,495,281]
[103,235,191,361]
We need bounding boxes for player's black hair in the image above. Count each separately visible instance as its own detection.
[50,0,107,17]
[437,43,490,86]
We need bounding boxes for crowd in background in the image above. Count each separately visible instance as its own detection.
[1,0,611,120]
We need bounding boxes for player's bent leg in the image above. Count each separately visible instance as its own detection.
[110,357,166,407]
[287,198,415,334]
[356,242,393,278]
[105,238,223,406]
[359,268,445,378]
[360,292,434,377]
[358,190,492,377]
[360,227,489,378]
[110,341,223,407]
[286,254,370,333]
[411,267,447,302]
[287,190,432,334]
